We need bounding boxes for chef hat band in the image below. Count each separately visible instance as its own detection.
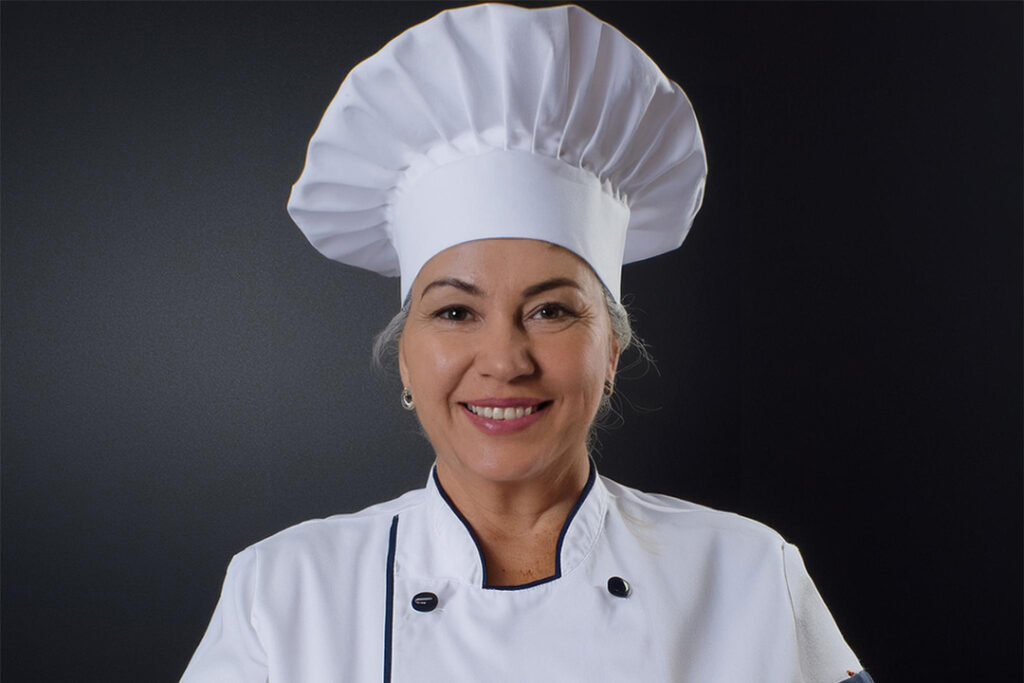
[288,3,707,304]
[393,150,629,302]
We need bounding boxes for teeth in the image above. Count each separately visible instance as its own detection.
[467,404,539,420]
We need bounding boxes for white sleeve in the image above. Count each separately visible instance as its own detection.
[181,547,268,683]
[783,543,864,683]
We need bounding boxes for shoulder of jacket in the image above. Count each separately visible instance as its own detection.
[245,486,426,556]
[601,475,787,547]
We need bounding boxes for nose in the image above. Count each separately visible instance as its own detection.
[474,318,536,382]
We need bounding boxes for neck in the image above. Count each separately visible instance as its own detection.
[435,456,591,587]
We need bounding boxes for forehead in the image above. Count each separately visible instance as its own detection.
[413,239,604,294]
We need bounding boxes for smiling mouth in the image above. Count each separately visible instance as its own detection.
[462,401,552,421]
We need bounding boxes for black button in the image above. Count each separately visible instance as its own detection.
[607,576,631,598]
[411,592,439,612]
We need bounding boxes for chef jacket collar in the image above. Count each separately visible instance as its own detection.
[425,461,607,590]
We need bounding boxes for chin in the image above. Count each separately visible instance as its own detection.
[445,440,582,486]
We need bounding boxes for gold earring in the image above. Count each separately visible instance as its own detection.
[603,379,614,397]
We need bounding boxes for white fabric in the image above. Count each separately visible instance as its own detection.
[182,470,862,682]
[287,3,707,302]
[393,151,629,304]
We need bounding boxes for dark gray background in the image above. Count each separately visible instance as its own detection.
[3,2,1021,681]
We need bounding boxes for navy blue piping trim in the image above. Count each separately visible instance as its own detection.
[382,515,398,683]
[840,672,874,683]
[432,468,489,584]
[432,460,597,591]
[553,461,596,576]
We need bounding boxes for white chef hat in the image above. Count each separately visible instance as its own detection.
[287,3,706,303]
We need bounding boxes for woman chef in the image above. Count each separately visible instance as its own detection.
[181,4,872,682]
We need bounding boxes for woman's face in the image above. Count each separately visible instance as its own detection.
[399,239,619,487]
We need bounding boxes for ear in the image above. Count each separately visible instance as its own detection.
[398,335,410,389]
[606,333,621,387]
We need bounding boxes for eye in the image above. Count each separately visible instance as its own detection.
[531,303,573,320]
[435,306,473,322]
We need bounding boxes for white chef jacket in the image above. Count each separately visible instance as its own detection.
[182,464,871,683]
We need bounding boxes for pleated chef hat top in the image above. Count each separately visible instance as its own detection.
[287,3,707,303]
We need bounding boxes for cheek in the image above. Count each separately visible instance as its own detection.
[540,331,609,396]
[406,334,468,396]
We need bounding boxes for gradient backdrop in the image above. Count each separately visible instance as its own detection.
[3,2,1021,681]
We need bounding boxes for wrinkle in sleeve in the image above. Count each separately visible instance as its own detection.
[181,547,269,683]
[782,543,867,683]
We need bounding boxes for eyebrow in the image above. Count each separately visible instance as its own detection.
[419,276,582,300]
[420,278,484,299]
[521,277,582,298]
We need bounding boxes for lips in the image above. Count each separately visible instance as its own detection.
[465,402,549,420]
[459,399,552,433]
